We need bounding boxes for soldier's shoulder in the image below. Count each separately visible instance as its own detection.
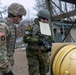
[0,21,10,29]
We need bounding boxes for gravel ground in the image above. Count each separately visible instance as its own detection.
[12,48,50,75]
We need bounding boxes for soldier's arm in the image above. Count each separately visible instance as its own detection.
[0,22,10,48]
[0,22,10,38]
[23,25,39,43]
[23,35,39,43]
[0,22,10,44]
[0,22,11,69]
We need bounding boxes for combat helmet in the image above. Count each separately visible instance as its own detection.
[8,3,26,16]
[37,8,50,19]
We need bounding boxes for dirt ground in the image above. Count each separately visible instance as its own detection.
[12,48,29,75]
[12,48,50,75]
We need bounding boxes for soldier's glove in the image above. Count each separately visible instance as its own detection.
[38,39,43,46]
[4,71,14,75]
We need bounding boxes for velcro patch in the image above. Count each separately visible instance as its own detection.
[1,36,5,41]
[0,32,5,36]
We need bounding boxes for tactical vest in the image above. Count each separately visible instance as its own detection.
[34,23,51,50]
[27,24,48,52]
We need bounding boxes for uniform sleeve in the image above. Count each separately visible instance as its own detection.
[0,22,10,68]
[23,25,39,44]
[0,23,10,46]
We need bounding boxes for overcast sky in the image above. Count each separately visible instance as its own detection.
[0,0,37,19]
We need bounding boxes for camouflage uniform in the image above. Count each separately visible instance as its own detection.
[4,19,16,67]
[23,8,53,75]
[0,3,26,75]
[7,2,26,68]
[23,20,51,75]
[0,21,12,75]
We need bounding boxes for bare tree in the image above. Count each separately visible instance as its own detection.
[0,5,7,20]
[34,0,46,11]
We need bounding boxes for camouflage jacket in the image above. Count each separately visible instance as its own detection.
[0,18,16,68]
[4,18,16,54]
[0,21,10,68]
[23,19,51,52]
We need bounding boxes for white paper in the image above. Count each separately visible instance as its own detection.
[39,22,51,36]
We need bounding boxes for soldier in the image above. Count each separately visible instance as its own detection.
[0,3,26,75]
[23,8,53,75]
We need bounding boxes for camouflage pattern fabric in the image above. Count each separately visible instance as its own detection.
[0,21,11,74]
[4,18,16,67]
[0,71,3,75]
[8,3,26,16]
[23,21,50,75]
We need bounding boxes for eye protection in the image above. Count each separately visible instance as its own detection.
[18,15,22,18]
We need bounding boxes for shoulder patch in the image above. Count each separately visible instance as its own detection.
[0,32,5,36]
